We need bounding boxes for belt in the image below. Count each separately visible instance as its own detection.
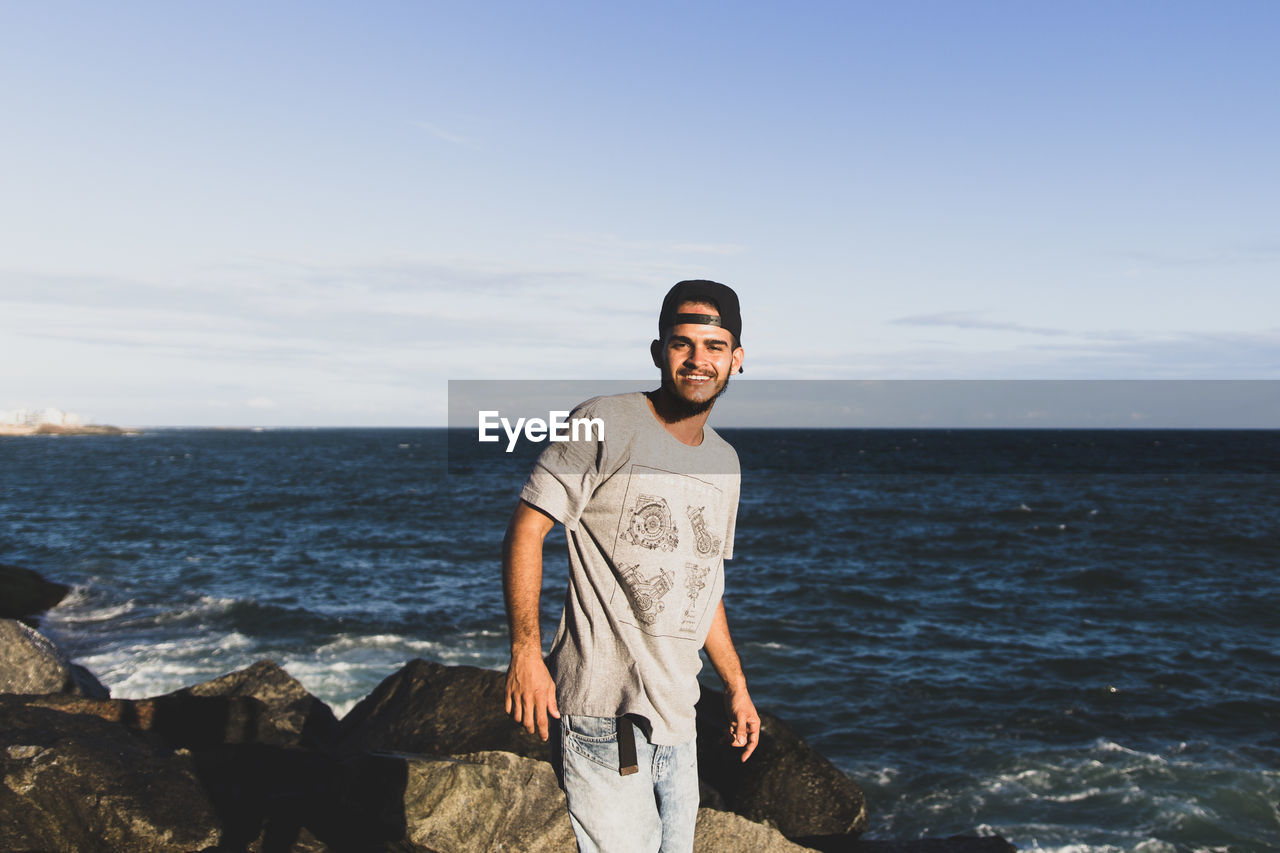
[617,716,639,776]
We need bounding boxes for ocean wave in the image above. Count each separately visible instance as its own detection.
[51,599,137,623]
[315,633,443,655]
[153,595,237,624]
[1094,739,1169,763]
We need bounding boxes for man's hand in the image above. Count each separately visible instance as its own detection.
[505,651,560,742]
[724,686,761,761]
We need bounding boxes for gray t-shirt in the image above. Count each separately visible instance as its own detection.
[519,392,741,744]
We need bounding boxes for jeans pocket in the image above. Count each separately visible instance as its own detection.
[563,714,619,771]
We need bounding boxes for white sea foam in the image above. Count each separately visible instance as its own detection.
[51,583,92,609]
[867,766,899,786]
[316,633,442,655]
[1041,787,1103,804]
[50,599,137,623]
[217,631,253,651]
[154,596,237,624]
[1094,739,1168,764]
[97,658,218,698]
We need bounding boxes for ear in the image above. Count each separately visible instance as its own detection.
[650,339,664,369]
[731,346,744,374]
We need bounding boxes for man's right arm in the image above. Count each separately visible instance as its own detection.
[502,499,560,741]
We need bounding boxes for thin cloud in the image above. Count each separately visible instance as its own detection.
[1114,241,1280,269]
[558,232,749,257]
[409,120,473,146]
[892,311,1074,338]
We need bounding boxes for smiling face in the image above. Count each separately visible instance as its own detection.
[651,300,745,417]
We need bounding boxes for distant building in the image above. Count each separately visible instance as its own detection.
[0,408,84,427]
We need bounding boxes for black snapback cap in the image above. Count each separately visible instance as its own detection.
[658,280,743,346]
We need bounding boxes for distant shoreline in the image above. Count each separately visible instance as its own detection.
[0,424,135,437]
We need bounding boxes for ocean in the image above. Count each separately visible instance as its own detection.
[2,428,1277,852]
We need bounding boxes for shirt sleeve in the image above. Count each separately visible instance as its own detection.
[518,398,606,531]
[721,465,740,560]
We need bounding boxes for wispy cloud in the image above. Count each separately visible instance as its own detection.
[558,232,749,257]
[890,311,1143,344]
[1113,241,1280,269]
[892,311,1075,338]
[409,120,473,146]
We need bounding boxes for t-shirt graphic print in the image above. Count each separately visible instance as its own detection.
[610,464,725,639]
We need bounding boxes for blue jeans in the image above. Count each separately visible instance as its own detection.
[551,714,699,853]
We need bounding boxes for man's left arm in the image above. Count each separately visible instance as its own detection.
[704,599,761,761]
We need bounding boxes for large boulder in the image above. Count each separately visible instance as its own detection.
[336,660,867,839]
[339,748,811,853]
[0,695,222,852]
[694,807,816,852]
[0,564,69,624]
[22,692,277,750]
[340,750,577,852]
[801,837,1017,853]
[167,659,338,747]
[696,684,868,839]
[334,658,548,759]
[8,693,361,852]
[0,619,109,698]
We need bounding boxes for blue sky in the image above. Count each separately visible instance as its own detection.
[2,1,1277,426]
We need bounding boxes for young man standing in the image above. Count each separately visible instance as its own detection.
[503,280,760,853]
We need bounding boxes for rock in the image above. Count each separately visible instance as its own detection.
[799,837,1017,853]
[334,658,548,760]
[695,684,868,839]
[338,749,577,852]
[186,741,351,852]
[8,692,385,851]
[336,660,866,837]
[22,692,277,749]
[0,695,222,852]
[0,619,109,698]
[0,564,70,624]
[67,662,110,698]
[694,807,818,852]
[169,659,338,747]
[340,748,809,853]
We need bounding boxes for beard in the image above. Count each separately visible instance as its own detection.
[660,372,730,419]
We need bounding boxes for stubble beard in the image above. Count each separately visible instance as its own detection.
[660,372,730,419]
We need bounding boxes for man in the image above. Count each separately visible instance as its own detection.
[503,280,760,853]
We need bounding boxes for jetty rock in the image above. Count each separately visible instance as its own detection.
[0,619,110,699]
[166,658,339,748]
[1,643,1017,852]
[335,658,867,841]
[0,562,71,626]
[339,748,811,853]
[0,695,222,852]
[333,658,551,760]
[696,683,868,838]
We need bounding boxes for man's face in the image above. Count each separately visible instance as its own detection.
[654,301,745,416]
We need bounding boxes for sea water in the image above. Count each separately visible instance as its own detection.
[2,428,1277,852]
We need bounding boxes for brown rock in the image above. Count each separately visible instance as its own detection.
[341,748,813,853]
[0,564,70,624]
[800,836,1017,853]
[333,658,548,760]
[696,684,868,839]
[169,659,338,747]
[24,691,273,749]
[694,807,818,852]
[0,619,109,698]
[0,696,222,852]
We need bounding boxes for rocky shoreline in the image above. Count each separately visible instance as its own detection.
[0,423,133,437]
[0,564,1016,852]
